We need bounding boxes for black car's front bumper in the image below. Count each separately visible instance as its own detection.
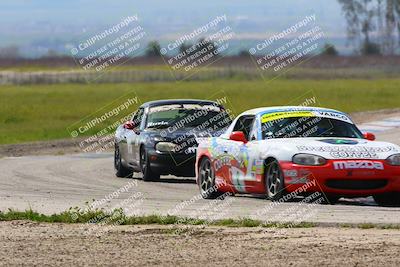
[147,148,196,177]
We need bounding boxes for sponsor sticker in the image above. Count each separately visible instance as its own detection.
[284,169,299,177]
[297,145,399,159]
[185,147,197,154]
[315,111,352,123]
[333,160,384,170]
[260,110,352,124]
[319,139,358,145]
[261,111,314,123]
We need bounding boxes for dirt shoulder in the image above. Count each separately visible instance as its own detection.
[350,108,400,124]
[1,109,400,158]
[0,221,399,266]
[0,138,112,157]
[0,138,82,157]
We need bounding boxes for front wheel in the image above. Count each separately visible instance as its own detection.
[373,193,400,207]
[140,148,160,182]
[198,157,219,199]
[265,160,286,201]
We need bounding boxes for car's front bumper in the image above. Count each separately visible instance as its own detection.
[147,148,196,177]
[279,160,400,197]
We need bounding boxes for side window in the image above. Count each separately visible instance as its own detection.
[131,108,144,128]
[232,115,255,140]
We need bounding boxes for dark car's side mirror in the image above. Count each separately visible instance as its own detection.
[363,132,376,141]
[123,121,135,130]
[229,131,247,143]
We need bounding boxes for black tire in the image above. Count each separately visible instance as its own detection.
[198,157,219,199]
[373,193,400,207]
[320,195,340,205]
[265,160,287,201]
[140,148,160,182]
[114,145,132,178]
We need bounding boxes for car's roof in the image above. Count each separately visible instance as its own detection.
[140,99,220,108]
[240,106,347,116]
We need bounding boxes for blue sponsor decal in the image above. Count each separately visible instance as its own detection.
[319,139,358,145]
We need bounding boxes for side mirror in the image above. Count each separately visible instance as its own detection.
[123,121,135,130]
[229,131,248,143]
[363,132,376,141]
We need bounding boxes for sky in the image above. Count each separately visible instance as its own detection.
[0,0,349,57]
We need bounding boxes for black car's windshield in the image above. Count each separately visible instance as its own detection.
[262,116,363,139]
[146,104,227,129]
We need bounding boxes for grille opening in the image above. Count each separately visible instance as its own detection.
[325,179,388,190]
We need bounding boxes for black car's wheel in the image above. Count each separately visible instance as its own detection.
[265,160,286,201]
[320,195,340,205]
[199,157,219,199]
[114,145,132,178]
[140,148,160,182]
[373,193,400,207]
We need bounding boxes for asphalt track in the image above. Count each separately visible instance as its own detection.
[1,127,400,225]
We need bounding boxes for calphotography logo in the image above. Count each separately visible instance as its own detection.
[69,14,147,81]
[158,91,236,166]
[67,91,141,153]
[161,14,235,80]
[251,179,325,235]
[249,14,325,80]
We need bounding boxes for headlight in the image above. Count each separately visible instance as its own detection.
[292,153,327,166]
[155,142,177,152]
[386,154,400,165]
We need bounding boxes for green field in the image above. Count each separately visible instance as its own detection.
[1,79,400,144]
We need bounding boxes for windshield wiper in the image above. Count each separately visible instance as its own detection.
[147,124,170,129]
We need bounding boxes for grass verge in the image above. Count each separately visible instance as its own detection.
[1,79,400,144]
[0,208,315,228]
[1,208,399,229]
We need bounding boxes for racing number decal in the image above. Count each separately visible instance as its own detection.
[230,143,260,192]
[230,166,246,192]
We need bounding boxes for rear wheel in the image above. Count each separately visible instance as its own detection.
[114,145,132,178]
[265,160,286,201]
[198,157,219,199]
[140,148,160,182]
[373,193,400,207]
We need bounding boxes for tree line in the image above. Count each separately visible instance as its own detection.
[144,40,339,57]
[338,0,400,55]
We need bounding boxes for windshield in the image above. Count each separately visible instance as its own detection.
[262,116,363,139]
[146,104,228,129]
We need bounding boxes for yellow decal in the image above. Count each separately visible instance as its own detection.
[261,111,314,123]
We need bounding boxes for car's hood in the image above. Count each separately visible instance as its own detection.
[257,137,400,160]
[145,127,223,142]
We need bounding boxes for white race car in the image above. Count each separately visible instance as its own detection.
[195,106,400,206]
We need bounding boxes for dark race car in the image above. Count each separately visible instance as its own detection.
[114,99,232,181]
